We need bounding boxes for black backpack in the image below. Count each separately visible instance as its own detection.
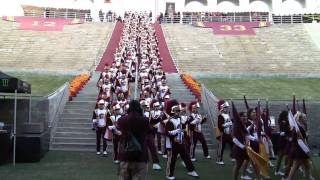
[120,131,142,153]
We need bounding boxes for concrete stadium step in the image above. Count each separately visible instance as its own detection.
[58,122,92,128]
[61,117,92,123]
[56,127,94,133]
[61,113,92,119]
[63,109,93,114]
[54,131,96,138]
[53,137,96,144]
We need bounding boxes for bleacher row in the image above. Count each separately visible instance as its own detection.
[0,20,114,73]
[162,23,320,74]
[1,17,320,75]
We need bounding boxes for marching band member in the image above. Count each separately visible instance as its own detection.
[245,108,261,179]
[92,99,109,156]
[141,100,162,170]
[107,103,123,164]
[275,111,289,176]
[287,111,313,180]
[180,103,191,153]
[150,100,166,154]
[165,100,199,180]
[188,101,210,161]
[231,109,250,180]
[217,101,234,165]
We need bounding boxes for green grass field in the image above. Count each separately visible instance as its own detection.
[0,151,319,180]
[5,72,73,96]
[196,77,320,100]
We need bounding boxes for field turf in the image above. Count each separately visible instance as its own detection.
[0,151,319,180]
[5,72,73,96]
[196,77,320,100]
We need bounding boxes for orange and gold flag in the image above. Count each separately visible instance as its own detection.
[246,146,269,178]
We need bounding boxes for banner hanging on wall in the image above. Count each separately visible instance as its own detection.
[2,16,84,31]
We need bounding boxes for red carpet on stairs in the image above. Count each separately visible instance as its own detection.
[96,21,124,71]
[153,23,177,73]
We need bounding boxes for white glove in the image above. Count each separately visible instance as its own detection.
[114,129,122,136]
[280,132,285,136]
[233,138,245,149]
[223,122,232,127]
[169,129,183,135]
[191,119,200,125]
[246,135,256,141]
[92,119,97,123]
[108,125,116,130]
[261,132,265,136]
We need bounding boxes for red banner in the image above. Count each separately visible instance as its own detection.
[2,16,84,31]
[205,22,269,35]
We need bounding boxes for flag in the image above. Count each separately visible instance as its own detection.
[244,95,250,110]
[288,110,299,131]
[292,95,297,115]
[246,146,269,178]
[256,100,262,138]
[231,101,246,139]
[302,99,307,115]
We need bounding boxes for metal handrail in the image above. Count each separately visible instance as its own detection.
[161,15,269,24]
[160,14,319,24]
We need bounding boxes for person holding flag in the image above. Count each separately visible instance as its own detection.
[231,102,261,180]
[287,110,313,180]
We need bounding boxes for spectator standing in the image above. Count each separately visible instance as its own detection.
[117,100,149,180]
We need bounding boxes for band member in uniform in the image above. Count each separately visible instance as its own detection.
[150,100,166,154]
[287,111,313,180]
[188,101,211,161]
[165,99,199,180]
[231,106,250,180]
[245,108,261,180]
[217,101,234,165]
[141,100,162,170]
[107,103,122,164]
[180,103,191,154]
[92,99,109,156]
[275,110,289,176]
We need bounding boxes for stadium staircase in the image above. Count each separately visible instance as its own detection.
[50,72,101,151]
[50,22,215,153]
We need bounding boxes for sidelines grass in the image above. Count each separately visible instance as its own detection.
[196,77,320,100]
[5,72,73,96]
[0,151,319,180]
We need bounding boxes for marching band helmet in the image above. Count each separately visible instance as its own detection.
[112,102,121,111]
[218,100,229,112]
[140,100,149,108]
[117,92,125,99]
[180,102,187,110]
[188,101,200,112]
[98,99,105,106]
[150,99,161,109]
[165,99,180,116]
[164,94,170,100]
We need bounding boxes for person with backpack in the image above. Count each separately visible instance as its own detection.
[117,100,149,180]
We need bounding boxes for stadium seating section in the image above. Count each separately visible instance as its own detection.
[0,20,114,73]
[162,23,320,74]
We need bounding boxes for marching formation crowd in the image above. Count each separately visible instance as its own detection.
[218,98,315,180]
[91,12,210,180]
[90,12,315,180]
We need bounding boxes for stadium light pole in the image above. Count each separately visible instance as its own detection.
[13,89,17,166]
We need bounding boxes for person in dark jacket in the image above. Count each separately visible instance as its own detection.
[117,100,149,180]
